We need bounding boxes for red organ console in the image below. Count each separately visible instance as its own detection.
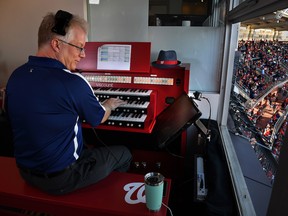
[77,42,190,134]
[77,42,190,177]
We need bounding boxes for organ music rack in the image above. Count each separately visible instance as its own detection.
[76,42,190,134]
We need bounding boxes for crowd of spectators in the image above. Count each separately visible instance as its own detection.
[230,39,288,183]
[236,40,288,99]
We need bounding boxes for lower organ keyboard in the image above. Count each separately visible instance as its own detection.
[105,112,147,128]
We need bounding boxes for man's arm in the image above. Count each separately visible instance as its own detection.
[100,98,127,123]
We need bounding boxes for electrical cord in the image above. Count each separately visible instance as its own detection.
[191,91,212,141]
[164,146,185,159]
[162,202,174,216]
[200,96,211,127]
[91,127,121,164]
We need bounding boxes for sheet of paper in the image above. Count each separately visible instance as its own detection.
[97,44,131,70]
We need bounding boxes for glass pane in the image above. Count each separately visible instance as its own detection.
[149,0,212,26]
[228,12,288,185]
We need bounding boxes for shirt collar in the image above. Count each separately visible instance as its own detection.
[28,56,67,70]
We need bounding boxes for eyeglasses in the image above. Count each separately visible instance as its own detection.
[58,39,85,54]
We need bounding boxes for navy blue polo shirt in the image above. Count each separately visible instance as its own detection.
[5,56,105,173]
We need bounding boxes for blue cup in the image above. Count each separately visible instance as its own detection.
[144,172,164,212]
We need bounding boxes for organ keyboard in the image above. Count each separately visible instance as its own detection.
[94,88,151,103]
[94,87,153,97]
[77,42,190,133]
[95,87,152,128]
[106,112,147,128]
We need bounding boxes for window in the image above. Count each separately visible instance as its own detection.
[149,0,212,26]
